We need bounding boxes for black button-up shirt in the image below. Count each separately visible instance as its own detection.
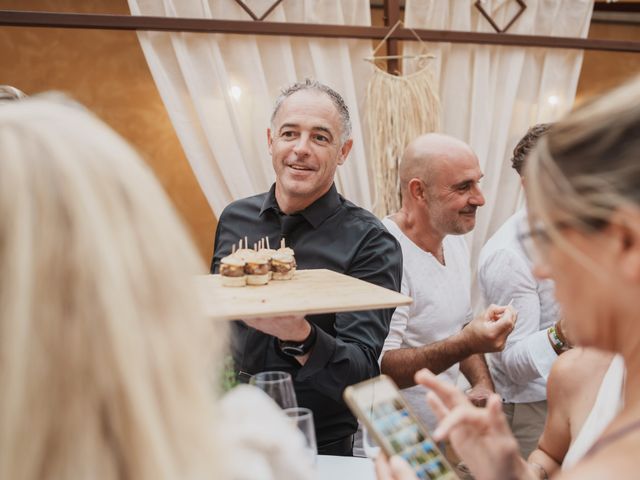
[211,184,402,446]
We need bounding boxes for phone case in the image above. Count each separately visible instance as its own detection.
[344,375,459,480]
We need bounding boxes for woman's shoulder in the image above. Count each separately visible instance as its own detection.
[549,348,612,392]
[546,348,613,424]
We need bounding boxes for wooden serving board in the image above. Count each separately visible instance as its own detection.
[196,269,412,321]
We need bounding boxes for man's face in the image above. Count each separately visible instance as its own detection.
[426,153,485,235]
[268,90,352,210]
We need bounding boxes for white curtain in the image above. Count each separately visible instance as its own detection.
[127,0,375,216]
[404,0,594,308]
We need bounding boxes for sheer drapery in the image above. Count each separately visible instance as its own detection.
[404,0,594,307]
[127,0,374,216]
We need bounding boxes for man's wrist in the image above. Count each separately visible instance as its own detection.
[455,325,477,357]
[471,377,494,391]
[280,320,312,342]
[278,322,317,357]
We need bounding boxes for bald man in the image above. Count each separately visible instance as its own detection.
[380,133,516,430]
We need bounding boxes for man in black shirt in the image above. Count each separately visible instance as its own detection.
[211,80,402,455]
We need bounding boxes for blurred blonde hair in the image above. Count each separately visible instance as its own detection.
[525,76,640,254]
[0,97,229,480]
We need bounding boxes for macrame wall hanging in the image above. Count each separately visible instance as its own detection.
[365,21,441,218]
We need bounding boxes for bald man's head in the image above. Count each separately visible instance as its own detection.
[399,133,476,196]
[397,133,484,236]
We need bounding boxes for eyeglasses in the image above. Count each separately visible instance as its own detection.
[517,221,555,270]
[517,216,609,271]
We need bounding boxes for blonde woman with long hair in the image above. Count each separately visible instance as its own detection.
[376,76,640,480]
[0,97,312,480]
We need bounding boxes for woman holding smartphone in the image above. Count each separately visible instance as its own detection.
[377,76,640,480]
[0,96,312,480]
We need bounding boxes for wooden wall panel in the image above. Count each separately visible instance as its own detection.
[576,21,640,101]
[0,0,217,263]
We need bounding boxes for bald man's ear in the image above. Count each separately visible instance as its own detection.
[408,178,427,201]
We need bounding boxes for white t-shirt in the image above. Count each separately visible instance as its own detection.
[478,208,561,403]
[382,217,472,430]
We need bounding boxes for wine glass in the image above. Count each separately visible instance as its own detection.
[284,407,318,465]
[249,371,298,409]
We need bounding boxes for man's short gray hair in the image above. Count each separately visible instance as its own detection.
[270,79,352,144]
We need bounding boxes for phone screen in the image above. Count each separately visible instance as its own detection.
[345,375,457,480]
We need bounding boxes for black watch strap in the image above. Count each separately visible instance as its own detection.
[278,323,317,357]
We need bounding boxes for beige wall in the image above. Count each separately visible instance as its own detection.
[1,1,639,263]
[576,20,640,101]
[0,0,216,262]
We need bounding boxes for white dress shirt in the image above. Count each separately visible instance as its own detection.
[478,208,561,403]
[382,217,472,430]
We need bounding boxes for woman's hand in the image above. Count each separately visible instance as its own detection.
[415,369,533,480]
[375,454,417,480]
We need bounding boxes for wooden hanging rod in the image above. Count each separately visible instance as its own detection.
[1,10,639,53]
[371,2,640,12]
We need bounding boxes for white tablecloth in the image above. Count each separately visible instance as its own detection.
[317,455,375,480]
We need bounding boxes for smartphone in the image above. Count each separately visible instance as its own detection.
[344,375,458,480]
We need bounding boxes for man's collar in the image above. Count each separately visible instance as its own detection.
[259,183,341,229]
[301,183,341,228]
[259,184,280,216]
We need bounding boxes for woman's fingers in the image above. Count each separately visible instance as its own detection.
[426,391,450,421]
[375,454,417,480]
[389,456,418,479]
[487,394,512,434]
[430,394,513,444]
[375,453,393,480]
[432,404,489,441]
[415,369,468,409]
